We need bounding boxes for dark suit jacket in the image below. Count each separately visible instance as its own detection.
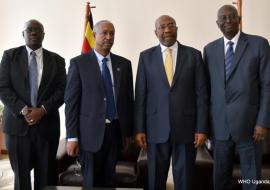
[134,42,208,144]
[0,46,66,142]
[203,32,270,141]
[65,51,134,152]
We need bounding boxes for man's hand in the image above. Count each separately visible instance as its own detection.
[66,141,79,157]
[24,107,45,125]
[135,133,147,149]
[194,133,207,148]
[253,125,268,143]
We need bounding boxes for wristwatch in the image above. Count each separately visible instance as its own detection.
[21,106,28,116]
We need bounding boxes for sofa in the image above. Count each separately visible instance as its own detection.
[56,139,214,190]
[56,138,142,188]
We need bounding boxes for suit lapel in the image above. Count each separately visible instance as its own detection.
[89,51,104,93]
[87,50,116,96]
[153,45,170,87]
[227,33,248,81]
[216,38,226,86]
[38,49,52,103]
[19,47,29,82]
[110,53,122,102]
[171,43,184,87]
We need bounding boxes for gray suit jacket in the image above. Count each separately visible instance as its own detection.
[135,42,209,144]
[203,32,270,141]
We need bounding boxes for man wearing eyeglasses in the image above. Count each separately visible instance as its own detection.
[134,15,209,190]
[0,19,66,190]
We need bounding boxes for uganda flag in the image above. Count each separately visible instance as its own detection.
[81,2,95,54]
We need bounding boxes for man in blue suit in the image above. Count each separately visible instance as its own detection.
[134,15,209,190]
[65,20,134,188]
[203,5,270,190]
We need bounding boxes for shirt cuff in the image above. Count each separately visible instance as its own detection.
[68,138,78,142]
[41,105,47,114]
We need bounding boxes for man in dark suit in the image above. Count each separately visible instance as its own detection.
[134,15,209,190]
[65,20,134,188]
[0,19,66,190]
[203,5,270,190]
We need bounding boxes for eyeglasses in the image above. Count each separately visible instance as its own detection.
[24,27,44,33]
[157,23,177,31]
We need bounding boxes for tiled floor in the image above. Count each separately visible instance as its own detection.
[0,154,13,190]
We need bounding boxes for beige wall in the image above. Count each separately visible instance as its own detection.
[0,0,270,137]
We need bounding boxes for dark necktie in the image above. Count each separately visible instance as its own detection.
[101,58,116,121]
[29,51,38,107]
[225,41,234,80]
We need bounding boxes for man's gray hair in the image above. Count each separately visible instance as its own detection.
[93,20,114,33]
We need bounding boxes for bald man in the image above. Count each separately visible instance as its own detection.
[134,15,209,190]
[203,5,270,190]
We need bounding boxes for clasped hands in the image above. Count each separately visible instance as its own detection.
[22,106,45,126]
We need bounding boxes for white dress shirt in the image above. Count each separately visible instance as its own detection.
[160,41,178,73]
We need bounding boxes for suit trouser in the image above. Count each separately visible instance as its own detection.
[80,121,121,188]
[213,139,262,190]
[5,126,56,190]
[147,141,196,190]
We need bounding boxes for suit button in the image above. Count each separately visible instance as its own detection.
[104,98,107,101]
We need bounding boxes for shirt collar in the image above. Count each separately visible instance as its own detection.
[94,49,111,63]
[25,46,43,57]
[223,30,240,46]
[160,41,178,53]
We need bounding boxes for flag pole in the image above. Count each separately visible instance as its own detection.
[84,2,96,35]
[81,2,96,53]
[233,0,242,31]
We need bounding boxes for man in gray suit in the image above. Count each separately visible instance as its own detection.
[134,15,209,190]
[203,5,270,190]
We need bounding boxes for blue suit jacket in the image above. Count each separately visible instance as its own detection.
[203,32,270,141]
[134,42,209,144]
[65,51,134,152]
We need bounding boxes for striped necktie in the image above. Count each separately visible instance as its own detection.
[225,41,234,80]
[29,51,38,107]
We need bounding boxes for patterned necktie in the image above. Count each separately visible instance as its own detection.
[225,41,234,80]
[101,58,116,121]
[29,51,38,107]
[164,48,173,86]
